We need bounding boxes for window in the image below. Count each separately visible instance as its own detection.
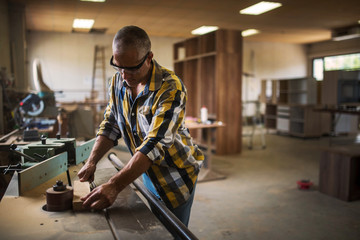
[312,53,360,81]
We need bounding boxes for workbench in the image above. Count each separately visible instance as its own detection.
[185,120,226,182]
[0,153,173,240]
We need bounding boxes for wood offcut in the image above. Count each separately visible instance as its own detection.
[72,180,91,211]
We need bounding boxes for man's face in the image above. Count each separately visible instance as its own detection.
[111,48,152,88]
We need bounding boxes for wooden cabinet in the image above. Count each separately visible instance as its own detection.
[277,77,317,105]
[265,103,277,129]
[174,29,243,155]
[265,103,322,137]
[263,77,322,137]
[276,105,290,133]
[322,70,360,107]
[319,146,360,201]
[289,105,322,137]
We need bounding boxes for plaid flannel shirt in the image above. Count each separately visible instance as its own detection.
[98,59,204,208]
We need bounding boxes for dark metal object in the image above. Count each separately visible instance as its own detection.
[104,209,123,240]
[40,135,47,144]
[66,169,72,187]
[0,163,22,174]
[53,180,67,191]
[9,144,39,162]
[108,152,199,240]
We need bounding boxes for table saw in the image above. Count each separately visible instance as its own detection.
[0,136,194,239]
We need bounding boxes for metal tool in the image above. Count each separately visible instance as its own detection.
[19,93,45,117]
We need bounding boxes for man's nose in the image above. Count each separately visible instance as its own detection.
[121,69,132,78]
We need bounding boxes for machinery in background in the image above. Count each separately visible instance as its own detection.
[2,136,95,194]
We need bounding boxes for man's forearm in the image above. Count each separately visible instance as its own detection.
[108,151,152,192]
[88,135,115,165]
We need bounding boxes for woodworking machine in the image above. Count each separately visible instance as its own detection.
[0,136,198,239]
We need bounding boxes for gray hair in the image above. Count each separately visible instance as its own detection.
[113,26,151,56]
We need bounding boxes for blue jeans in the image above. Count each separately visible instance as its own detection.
[142,173,196,228]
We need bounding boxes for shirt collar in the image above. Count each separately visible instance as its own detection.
[146,59,164,92]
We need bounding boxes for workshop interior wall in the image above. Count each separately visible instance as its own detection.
[27,31,183,102]
[0,0,11,73]
[242,41,307,103]
[27,32,308,106]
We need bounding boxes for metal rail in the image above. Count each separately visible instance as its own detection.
[107,152,199,240]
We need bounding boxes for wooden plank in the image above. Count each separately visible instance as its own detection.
[72,180,90,211]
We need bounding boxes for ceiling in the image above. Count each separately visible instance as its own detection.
[7,0,360,44]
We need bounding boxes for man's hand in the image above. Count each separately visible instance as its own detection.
[81,181,120,210]
[77,161,96,182]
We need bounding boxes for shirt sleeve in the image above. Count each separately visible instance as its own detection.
[136,81,186,162]
[97,75,121,145]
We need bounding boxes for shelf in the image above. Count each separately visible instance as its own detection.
[265,103,323,137]
[173,29,243,154]
[174,51,217,63]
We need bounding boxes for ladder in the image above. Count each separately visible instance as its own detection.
[242,101,266,150]
[91,45,107,101]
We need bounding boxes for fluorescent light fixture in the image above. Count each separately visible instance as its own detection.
[72,19,95,29]
[332,33,360,41]
[242,29,260,37]
[80,0,106,2]
[191,26,219,35]
[240,1,282,15]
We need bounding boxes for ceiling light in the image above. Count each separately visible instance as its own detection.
[240,1,282,15]
[72,19,95,29]
[242,29,260,37]
[191,26,219,35]
[80,0,106,2]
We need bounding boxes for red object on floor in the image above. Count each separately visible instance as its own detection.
[297,180,313,190]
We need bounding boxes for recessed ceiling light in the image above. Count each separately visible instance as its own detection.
[191,26,219,35]
[72,19,95,29]
[240,1,282,15]
[80,0,106,2]
[242,29,260,37]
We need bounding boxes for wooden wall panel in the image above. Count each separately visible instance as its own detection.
[216,53,242,154]
[215,29,242,154]
[183,59,199,118]
[200,56,216,114]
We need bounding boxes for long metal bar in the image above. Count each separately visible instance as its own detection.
[104,208,123,240]
[107,152,199,240]
[10,148,39,162]
[0,129,19,142]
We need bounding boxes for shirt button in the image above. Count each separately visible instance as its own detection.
[131,113,135,116]
[133,132,137,136]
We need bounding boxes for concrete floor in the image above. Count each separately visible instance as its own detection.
[189,133,360,240]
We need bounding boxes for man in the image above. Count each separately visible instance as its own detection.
[77,25,204,229]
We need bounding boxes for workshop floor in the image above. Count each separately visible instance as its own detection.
[189,133,360,240]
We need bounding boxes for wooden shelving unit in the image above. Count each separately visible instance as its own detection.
[265,103,277,129]
[289,105,322,137]
[276,105,290,133]
[174,29,243,154]
[263,77,322,137]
